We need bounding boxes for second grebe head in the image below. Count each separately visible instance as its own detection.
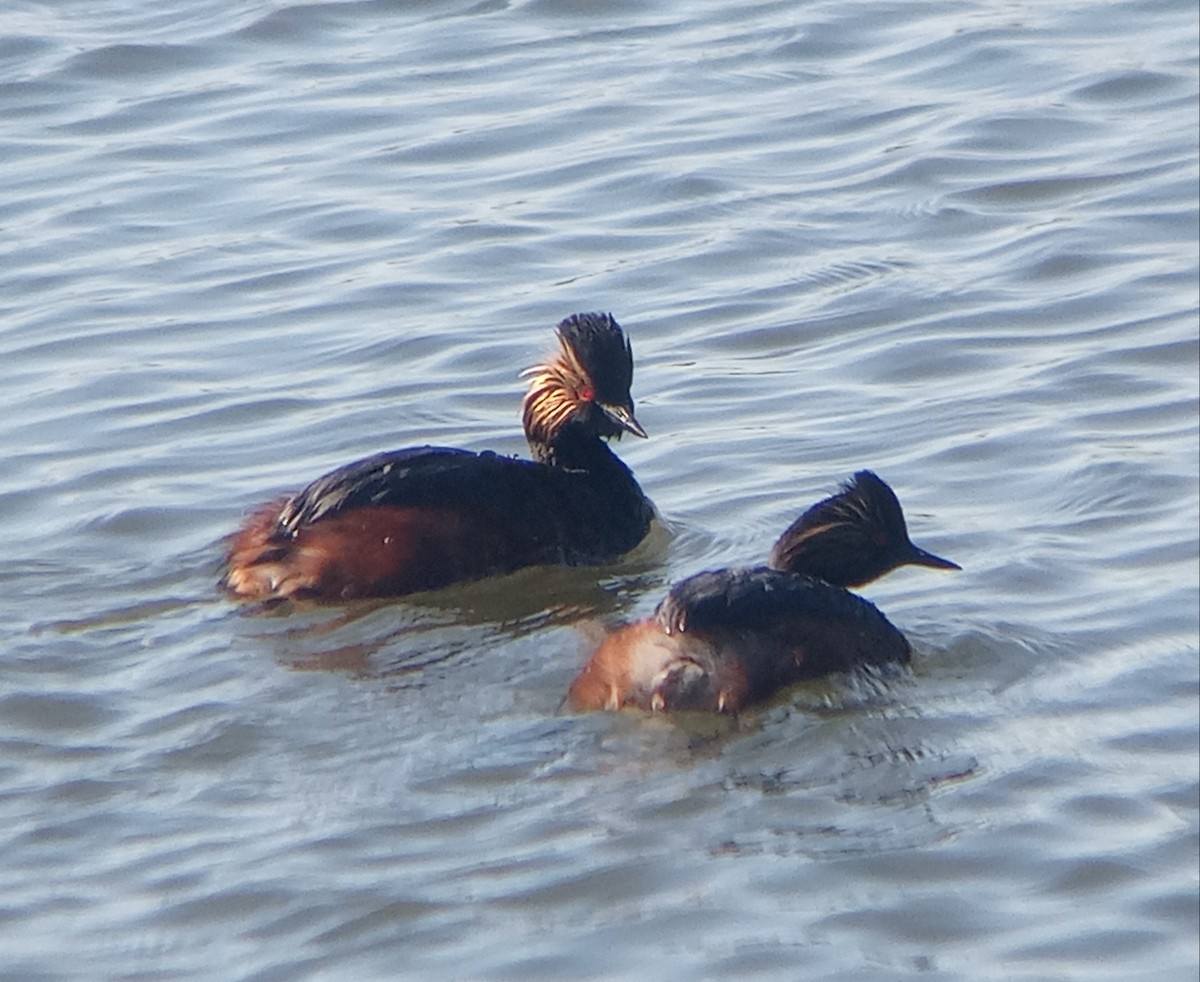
[767,470,960,588]
[521,313,647,455]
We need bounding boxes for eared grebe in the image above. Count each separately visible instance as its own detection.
[566,471,959,714]
[224,313,654,601]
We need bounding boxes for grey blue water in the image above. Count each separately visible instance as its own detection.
[1,1,1197,979]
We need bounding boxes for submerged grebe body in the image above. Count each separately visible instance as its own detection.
[567,471,959,714]
[224,313,653,601]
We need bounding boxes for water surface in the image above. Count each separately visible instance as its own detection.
[1,1,1197,979]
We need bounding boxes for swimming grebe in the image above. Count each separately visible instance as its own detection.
[223,313,654,601]
[566,471,959,714]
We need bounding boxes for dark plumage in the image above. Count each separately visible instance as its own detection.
[766,470,959,587]
[223,313,653,601]
[567,471,959,714]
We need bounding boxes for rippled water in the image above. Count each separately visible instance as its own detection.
[1,1,1196,979]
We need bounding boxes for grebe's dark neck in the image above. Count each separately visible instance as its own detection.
[530,419,652,554]
[525,409,626,467]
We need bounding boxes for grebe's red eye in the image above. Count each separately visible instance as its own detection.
[579,385,595,402]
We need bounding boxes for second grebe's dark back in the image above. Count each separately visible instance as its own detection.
[223,313,654,601]
[567,471,959,714]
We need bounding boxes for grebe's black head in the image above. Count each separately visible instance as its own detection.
[768,470,960,588]
[522,312,646,455]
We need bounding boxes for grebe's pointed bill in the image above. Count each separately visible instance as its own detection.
[600,402,647,439]
[905,542,961,572]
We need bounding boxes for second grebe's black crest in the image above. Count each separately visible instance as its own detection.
[522,312,646,456]
[768,470,960,587]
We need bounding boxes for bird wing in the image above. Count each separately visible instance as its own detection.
[276,446,548,533]
[654,566,893,637]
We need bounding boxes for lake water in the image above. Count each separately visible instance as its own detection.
[1,1,1197,979]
